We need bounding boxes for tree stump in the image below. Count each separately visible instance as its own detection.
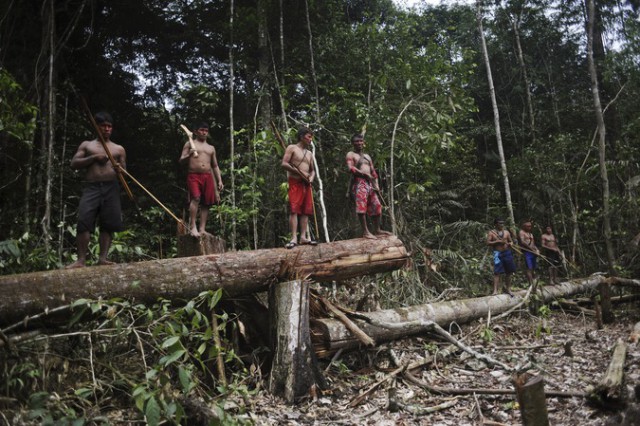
[514,373,549,426]
[177,233,226,256]
[268,279,315,404]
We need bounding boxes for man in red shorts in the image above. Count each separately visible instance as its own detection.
[179,122,224,237]
[281,127,317,248]
[346,133,392,239]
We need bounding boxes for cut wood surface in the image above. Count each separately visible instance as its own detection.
[589,337,628,408]
[312,276,607,355]
[0,236,408,326]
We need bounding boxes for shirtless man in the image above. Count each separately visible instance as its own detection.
[486,218,516,295]
[179,122,224,237]
[281,127,316,248]
[346,134,392,239]
[541,225,562,284]
[518,221,539,287]
[66,112,126,269]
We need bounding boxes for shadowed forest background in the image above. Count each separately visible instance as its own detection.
[1,0,640,422]
[1,0,639,280]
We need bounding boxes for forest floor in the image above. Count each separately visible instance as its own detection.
[3,281,639,425]
[229,287,640,426]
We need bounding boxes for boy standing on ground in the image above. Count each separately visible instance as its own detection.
[179,122,224,238]
[487,218,516,295]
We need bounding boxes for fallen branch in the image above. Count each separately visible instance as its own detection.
[402,370,587,398]
[319,296,375,347]
[348,363,407,408]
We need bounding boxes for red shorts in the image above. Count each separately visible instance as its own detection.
[288,177,313,216]
[187,172,218,206]
[353,177,382,216]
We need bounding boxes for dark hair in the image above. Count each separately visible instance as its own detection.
[296,127,313,141]
[494,217,505,225]
[194,122,209,130]
[351,133,364,143]
[94,111,113,125]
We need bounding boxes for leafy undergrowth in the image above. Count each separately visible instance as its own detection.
[1,285,639,425]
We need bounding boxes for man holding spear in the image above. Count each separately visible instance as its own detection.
[281,127,317,248]
[66,112,126,269]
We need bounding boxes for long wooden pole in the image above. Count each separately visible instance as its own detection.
[118,168,185,227]
[80,98,135,202]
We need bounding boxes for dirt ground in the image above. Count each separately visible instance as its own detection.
[233,299,640,425]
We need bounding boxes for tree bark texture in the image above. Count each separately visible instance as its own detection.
[268,280,315,403]
[589,338,628,409]
[176,234,226,257]
[311,276,607,356]
[0,236,408,326]
[514,373,550,426]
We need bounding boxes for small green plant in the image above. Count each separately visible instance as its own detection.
[479,326,494,343]
[538,304,551,318]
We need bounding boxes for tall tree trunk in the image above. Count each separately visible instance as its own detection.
[303,0,329,243]
[42,0,55,253]
[586,0,616,274]
[476,0,515,226]
[58,96,69,261]
[511,10,536,144]
[229,0,237,251]
[389,99,414,236]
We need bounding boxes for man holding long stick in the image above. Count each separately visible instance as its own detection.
[281,127,317,248]
[66,112,126,269]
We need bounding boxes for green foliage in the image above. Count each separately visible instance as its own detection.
[479,326,495,343]
[1,290,255,424]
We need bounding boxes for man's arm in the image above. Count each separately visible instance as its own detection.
[70,142,108,170]
[179,142,193,164]
[211,148,224,190]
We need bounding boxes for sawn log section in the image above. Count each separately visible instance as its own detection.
[0,236,408,325]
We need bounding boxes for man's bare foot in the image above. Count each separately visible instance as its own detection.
[375,230,393,236]
[362,232,377,239]
[65,260,86,269]
[97,259,115,266]
[190,227,200,238]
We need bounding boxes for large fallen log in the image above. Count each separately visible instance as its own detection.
[0,236,408,326]
[311,276,606,356]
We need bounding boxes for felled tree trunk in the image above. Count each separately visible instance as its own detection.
[0,236,408,326]
[312,276,607,356]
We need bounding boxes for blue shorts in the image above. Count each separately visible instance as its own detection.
[524,251,537,270]
[494,249,516,275]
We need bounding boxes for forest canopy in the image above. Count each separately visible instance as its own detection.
[0,0,639,279]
